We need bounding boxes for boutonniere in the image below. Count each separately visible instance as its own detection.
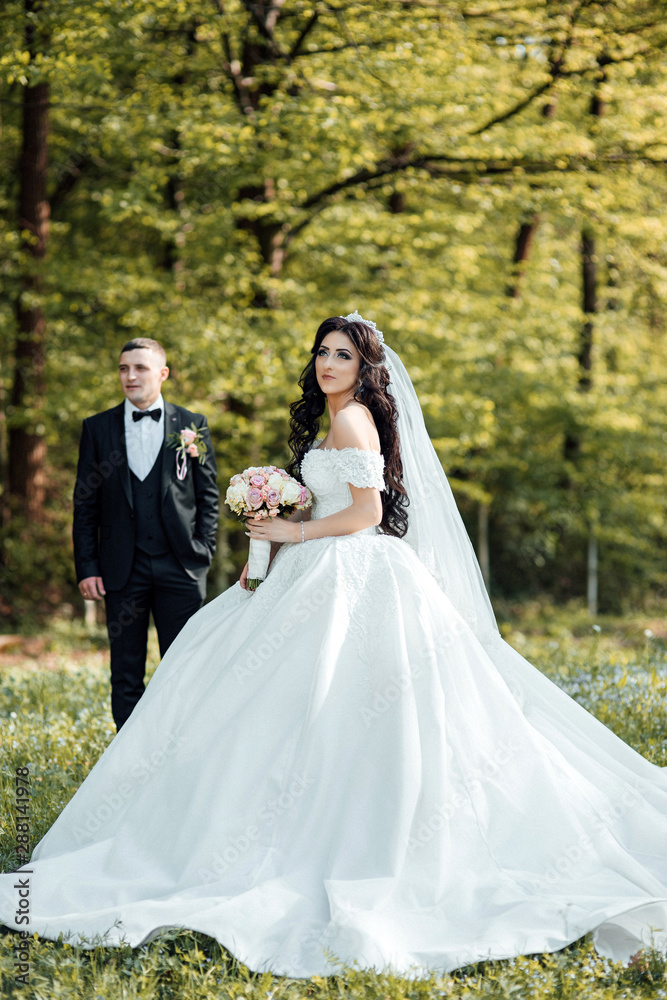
[168,424,207,481]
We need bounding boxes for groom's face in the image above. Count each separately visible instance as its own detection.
[119,349,169,410]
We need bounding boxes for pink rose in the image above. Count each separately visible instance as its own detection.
[181,428,197,445]
[187,443,198,457]
[299,486,308,504]
[247,487,263,509]
[265,489,281,508]
[250,474,265,488]
[230,474,242,485]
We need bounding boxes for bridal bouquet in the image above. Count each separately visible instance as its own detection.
[225,466,312,590]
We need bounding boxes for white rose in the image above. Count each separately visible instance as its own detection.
[226,483,246,508]
[281,480,302,506]
[267,473,284,490]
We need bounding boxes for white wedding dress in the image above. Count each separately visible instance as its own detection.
[2,443,667,978]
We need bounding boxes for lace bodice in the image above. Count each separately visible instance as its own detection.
[300,443,385,526]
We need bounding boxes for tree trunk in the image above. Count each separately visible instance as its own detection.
[161,24,197,284]
[506,215,539,298]
[563,68,605,465]
[505,57,559,301]
[564,66,606,602]
[587,531,598,616]
[563,226,596,465]
[578,226,596,390]
[163,139,185,281]
[237,180,285,306]
[8,56,50,521]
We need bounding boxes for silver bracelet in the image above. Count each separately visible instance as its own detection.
[301,521,305,543]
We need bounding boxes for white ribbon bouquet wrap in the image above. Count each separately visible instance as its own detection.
[225,466,312,590]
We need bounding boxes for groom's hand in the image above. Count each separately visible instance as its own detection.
[79,576,106,601]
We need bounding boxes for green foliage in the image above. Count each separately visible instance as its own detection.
[1,1,667,618]
[1,933,667,999]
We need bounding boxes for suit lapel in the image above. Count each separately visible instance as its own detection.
[112,403,133,510]
[162,402,180,498]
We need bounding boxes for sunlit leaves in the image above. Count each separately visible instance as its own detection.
[0,0,666,612]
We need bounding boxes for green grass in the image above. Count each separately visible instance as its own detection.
[1,606,667,999]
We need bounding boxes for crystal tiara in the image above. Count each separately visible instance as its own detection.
[341,310,384,346]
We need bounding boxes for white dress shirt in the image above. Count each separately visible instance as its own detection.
[124,394,165,481]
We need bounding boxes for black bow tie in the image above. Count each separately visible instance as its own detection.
[132,408,162,422]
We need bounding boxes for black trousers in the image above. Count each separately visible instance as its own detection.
[104,547,206,730]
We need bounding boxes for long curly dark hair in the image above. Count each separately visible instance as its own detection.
[287,316,409,538]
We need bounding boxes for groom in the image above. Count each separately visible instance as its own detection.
[73,338,219,730]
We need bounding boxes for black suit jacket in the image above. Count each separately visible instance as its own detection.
[73,401,219,590]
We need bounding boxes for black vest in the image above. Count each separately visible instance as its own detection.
[130,455,171,556]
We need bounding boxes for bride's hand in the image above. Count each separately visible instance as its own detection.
[246,515,300,544]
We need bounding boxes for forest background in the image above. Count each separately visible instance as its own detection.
[1,0,666,626]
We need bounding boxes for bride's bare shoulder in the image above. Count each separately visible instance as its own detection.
[331,403,380,450]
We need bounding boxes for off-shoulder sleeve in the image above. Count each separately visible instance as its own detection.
[336,449,385,491]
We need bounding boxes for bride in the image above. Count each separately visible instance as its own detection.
[1,313,667,978]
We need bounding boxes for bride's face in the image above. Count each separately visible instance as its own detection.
[315,333,360,397]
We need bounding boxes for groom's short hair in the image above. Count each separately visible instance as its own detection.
[120,338,167,366]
